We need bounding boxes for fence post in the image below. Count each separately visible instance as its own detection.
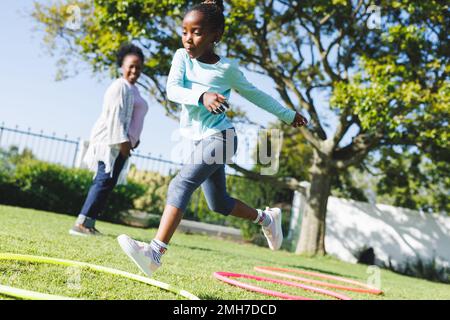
[0,122,4,146]
[287,181,310,252]
[73,138,83,168]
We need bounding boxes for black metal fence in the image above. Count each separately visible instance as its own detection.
[0,121,265,179]
[129,151,183,177]
[0,123,183,177]
[0,124,80,167]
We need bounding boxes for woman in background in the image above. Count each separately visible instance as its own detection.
[70,43,149,236]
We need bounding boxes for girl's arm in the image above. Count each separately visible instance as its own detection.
[227,61,296,125]
[166,49,206,106]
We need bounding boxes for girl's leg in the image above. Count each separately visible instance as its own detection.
[156,130,237,244]
[201,164,258,221]
[154,204,183,244]
[154,160,223,244]
[117,137,227,276]
[201,160,280,249]
[229,199,258,221]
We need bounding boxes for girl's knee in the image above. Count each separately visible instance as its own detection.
[207,197,234,216]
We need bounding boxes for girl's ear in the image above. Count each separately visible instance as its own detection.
[214,31,224,44]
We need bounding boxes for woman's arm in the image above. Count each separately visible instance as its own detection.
[104,80,133,148]
[166,49,206,106]
[227,61,296,124]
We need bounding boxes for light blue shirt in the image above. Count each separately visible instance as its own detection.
[166,48,296,140]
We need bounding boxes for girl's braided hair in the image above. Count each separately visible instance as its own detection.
[187,0,225,34]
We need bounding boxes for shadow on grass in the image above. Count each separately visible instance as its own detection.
[281,263,361,280]
[196,293,223,300]
[170,243,215,253]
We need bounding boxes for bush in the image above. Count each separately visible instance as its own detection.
[383,255,450,284]
[1,158,147,223]
[127,165,172,215]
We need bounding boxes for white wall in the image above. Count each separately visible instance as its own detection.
[289,191,450,269]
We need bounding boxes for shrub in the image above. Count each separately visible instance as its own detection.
[383,255,450,284]
[3,158,146,223]
[127,165,172,215]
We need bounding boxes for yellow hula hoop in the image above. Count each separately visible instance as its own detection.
[0,284,76,300]
[0,253,200,300]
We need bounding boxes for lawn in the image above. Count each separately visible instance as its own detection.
[0,205,449,300]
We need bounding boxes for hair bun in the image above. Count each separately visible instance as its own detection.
[202,0,224,12]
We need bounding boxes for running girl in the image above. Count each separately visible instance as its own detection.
[118,0,307,277]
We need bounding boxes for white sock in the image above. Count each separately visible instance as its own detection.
[149,239,168,264]
[253,209,272,227]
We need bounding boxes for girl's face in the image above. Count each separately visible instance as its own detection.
[121,54,142,84]
[182,10,221,60]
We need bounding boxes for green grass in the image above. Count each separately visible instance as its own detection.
[0,205,449,300]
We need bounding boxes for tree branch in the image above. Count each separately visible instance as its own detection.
[283,78,327,140]
[332,131,382,169]
[228,163,301,191]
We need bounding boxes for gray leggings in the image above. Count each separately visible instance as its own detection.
[166,128,238,215]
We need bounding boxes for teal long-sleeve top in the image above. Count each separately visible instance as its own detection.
[166,48,296,140]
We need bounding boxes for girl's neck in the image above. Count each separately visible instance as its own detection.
[196,50,220,64]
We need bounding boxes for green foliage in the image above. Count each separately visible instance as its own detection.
[127,165,172,214]
[0,150,147,222]
[331,168,369,202]
[373,147,449,213]
[259,123,313,182]
[328,1,449,212]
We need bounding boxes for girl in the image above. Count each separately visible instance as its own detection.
[118,0,307,276]
[70,44,149,236]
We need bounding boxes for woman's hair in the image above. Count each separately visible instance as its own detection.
[116,43,145,67]
[186,0,225,34]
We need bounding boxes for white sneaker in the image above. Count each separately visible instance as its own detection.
[117,234,160,277]
[262,207,283,250]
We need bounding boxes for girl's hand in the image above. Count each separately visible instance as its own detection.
[291,112,308,128]
[120,141,132,158]
[200,92,229,114]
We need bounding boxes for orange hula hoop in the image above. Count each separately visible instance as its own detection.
[254,266,383,295]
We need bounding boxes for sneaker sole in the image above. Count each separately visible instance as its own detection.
[117,235,154,278]
[273,208,283,250]
[266,208,283,250]
[69,229,89,237]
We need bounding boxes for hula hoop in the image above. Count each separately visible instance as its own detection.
[0,284,77,300]
[254,266,382,295]
[213,272,351,300]
[0,253,199,300]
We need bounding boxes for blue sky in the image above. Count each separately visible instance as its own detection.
[0,1,345,168]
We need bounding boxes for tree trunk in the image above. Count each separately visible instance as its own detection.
[296,150,332,256]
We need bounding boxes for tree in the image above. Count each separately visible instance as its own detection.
[32,0,449,255]
[372,147,449,214]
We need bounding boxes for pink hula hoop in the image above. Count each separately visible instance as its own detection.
[213,272,351,300]
[254,266,382,295]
